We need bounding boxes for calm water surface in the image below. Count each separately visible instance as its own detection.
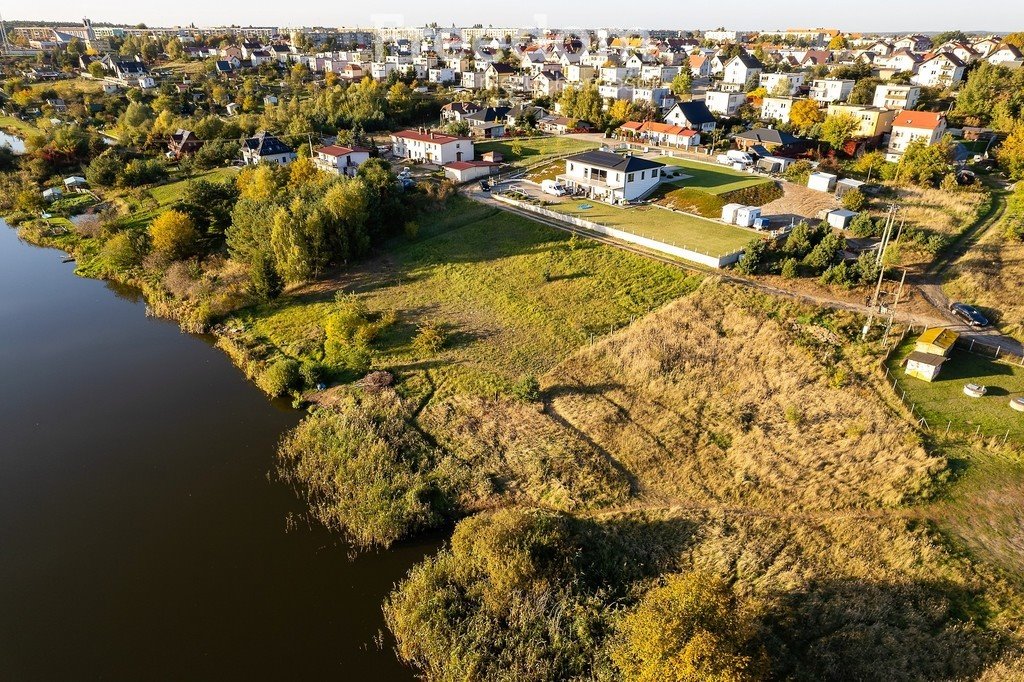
[0,222,432,679]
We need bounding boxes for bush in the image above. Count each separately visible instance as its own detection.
[783,160,813,185]
[100,231,145,272]
[257,358,300,397]
[413,320,446,355]
[841,188,867,212]
[511,375,541,402]
[719,181,784,207]
[86,150,123,187]
[300,361,326,388]
[117,158,167,188]
[248,253,283,300]
[848,212,879,237]
[780,257,798,278]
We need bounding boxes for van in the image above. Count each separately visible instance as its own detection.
[541,180,567,196]
[716,154,733,166]
[726,150,753,165]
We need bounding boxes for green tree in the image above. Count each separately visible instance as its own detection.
[820,113,861,152]
[997,123,1024,180]
[670,71,693,99]
[841,188,867,211]
[610,571,760,682]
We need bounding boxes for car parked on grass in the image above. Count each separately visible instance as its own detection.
[950,302,989,327]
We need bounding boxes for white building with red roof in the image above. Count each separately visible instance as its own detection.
[390,128,474,165]
[887,110,947,162]
[313,144,371,177]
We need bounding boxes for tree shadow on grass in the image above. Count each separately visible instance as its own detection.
[760,577,1004,682]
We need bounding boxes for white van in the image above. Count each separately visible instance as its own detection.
[541,180,567,196]
[726,150,754,165]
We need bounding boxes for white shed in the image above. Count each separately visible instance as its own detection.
[827,208,857,229]
[721,203,744,223]
[735,206,762,227]
[835,177,865,197]
[807,172,838,192]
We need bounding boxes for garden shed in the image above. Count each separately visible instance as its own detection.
[827,209,857,229]
[835,177,865,197]
[721,203,744,223]
[905,351,947,382]
[915,328,959,357]
[807,172,837,192]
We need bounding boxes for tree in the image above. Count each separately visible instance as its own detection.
[610,572,760,682]
[608,98,631,123]
[827,35,848,50]
[820,113,861,152]
[86,150,123,187]
[997,123,1024,180]
[897,136,953,186]
[803,229,845,271]
[933,30,969,45]
[847,77,882,106]
[841,188,867,212]
[790,99,823,131]
[853,151,887,181]
[670,71,693,99]
[149,209,199,260]
[87,61,106,78]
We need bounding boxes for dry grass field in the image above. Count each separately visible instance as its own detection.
[944,228,1024,343]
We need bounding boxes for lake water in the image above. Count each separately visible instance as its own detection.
[0,130,26,154]
[0,222,431,679]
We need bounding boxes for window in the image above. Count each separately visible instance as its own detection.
[627,173,635,182]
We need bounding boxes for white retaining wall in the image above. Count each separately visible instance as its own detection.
[493,194,744,268]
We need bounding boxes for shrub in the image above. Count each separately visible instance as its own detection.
[100,231,145,272]
[404,220,419,240]
[86,150,123,187]
[848,212,879,237]
[511,375,541,402]
[841,188,867,212]
[300,361,326,388]
[780,257,798,279]
[783,160,813,185]
[248,253,283,300]
[719,181,784,207]
[117,158,167,188]
[413,320,446,355]
[257,358,300,397]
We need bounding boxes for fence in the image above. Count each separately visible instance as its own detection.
[879,324,1023,445]
[492,192,743,269]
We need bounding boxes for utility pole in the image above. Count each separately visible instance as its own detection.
[864,203,898,340]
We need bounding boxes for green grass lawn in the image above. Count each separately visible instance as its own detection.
[476,136,598,167]
[889,341,1024,445]
[656,156,773,194]
[544,197,754,256]
[0,115,37,137]
[148,167,239,207]
[232,196,701,397]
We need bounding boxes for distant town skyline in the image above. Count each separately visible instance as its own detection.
[4,1,1019,34]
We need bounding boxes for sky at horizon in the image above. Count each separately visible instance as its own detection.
[2,1,1020,34]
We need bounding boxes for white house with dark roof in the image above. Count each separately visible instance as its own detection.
[704,89,748,116]
[558,150,665,203]
[722,53,763,86]
[241,131,297,165]
[663,101,717,132]
[873,83,921,110]
[809,79,854,103]
[912,53,966,88]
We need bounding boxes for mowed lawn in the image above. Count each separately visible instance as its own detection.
[234,197,700,397]
[657,156,773,194]
[889,341,1024,445]
[476,136,598,167]
[545,196,754,256]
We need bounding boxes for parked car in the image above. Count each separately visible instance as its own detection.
[479,181,490,192]
[726,150,754,165]
[950,302,989,327]
[541,180,567,196]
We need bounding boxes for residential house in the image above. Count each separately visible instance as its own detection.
[722,53,763,86]
[428,67,456,84]
[662,101,717,132]
[440,101,482,123]
[442,160,500,183]
[312,144,371,177]
[887,110,947,161]
[631,86,673,109]
[390,129,473,164]
[704,90,748,116]
[464,106,511,138]
[533,70,566,97]
[912,52,966,88]
[241,131,297,165]
[809,79,854,103]
[826,104,897,139]
[760,72,806,96]
[689,54,712,78]
[460,71,485,89]
[565,64,597,83]
[761,96,796,123]
[484,63,517,91]
[987,43,1023,66]
[558,150,665,203]
[877,48,921,73]
[873,83,921,110]
[537,115,593,135]
[619,120,700,148]
[732,128,803,155]
[894,34,932,52]
[249,50,274,67]
[168,129,203,157]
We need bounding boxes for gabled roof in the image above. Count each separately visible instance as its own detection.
[487,62,517,74]
[892,110,945,130]
[669,101,716,125]
[465,106,512,123]
[733,128,800,145]
[567,150,665,173]
[728,53,763,70]
[242,131,294,157]
[393,129,468,144]
[924,51,966,68]
[315,144,369,157]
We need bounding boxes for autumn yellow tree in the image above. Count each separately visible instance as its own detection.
[608,98,632,123]
[149,210,199,260]
[610,571,761,682]
[997,123,1024,180]
[790,98,824,131]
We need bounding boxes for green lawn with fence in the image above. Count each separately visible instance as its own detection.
[887,340,1024,445]
[544,197,754,257]
[656,156,773,194]
[476,137,598,167]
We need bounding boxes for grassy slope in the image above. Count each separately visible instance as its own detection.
[656,156,773,194]
[0,115,38,136]
[233,195,701,398]
[944,224,1024,344]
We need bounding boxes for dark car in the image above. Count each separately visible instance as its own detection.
[950,302,989,327]
[479,181,490,192]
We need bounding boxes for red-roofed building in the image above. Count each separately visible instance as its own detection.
[391,128,474,165]
[619,120,700,148]
[887,110,947,161]
[313,144,371,176]
[442,160,500,183]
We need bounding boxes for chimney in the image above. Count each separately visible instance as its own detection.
[429,132,434,139]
